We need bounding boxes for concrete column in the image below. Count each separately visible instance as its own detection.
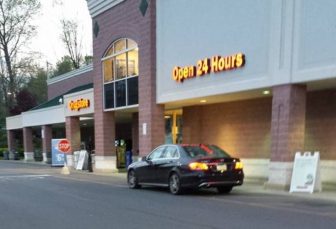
[7,130,16,152]
[23,127,34,161]
[266,84,307,190]
[42,125,52,163]
[94,111,116,171]
[65,116,81,152]
[132,113,139,156]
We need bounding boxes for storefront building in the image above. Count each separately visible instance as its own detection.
[6,0,336,189]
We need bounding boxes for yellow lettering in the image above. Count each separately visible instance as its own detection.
[224,56,231,70]
[211,56,219,72]
[172,67,179,81]
[235,53,245,68]
[218,57,225,71]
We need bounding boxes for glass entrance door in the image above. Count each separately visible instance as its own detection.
[165,109,182,144]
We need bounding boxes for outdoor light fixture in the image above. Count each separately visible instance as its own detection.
[263,90,270,95]
[200,99,207,103]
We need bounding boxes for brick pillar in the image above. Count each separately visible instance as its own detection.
[94,111,116,171]
[7,130,16,152]
[266,84,306,189]
[65,117,81,152]
[42,125,52,163]
[138,0,164,156]
[132,113,139,156]
[182,106,203,143]
[23,127,34,161]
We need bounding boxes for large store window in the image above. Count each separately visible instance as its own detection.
[102,38,139,110]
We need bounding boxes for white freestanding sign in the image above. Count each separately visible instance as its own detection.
[290,152,321,193]
[76,150,88,170]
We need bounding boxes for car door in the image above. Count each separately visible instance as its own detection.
[137,146,166,183]
[154,145,180,184]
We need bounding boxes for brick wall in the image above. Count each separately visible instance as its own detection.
[305,89,336,160]
[48,70,93,99]
[183,98,272,159]
[183,89,336,160]
[92,0,164,157]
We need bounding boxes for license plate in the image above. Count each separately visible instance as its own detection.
[216,164,227,172]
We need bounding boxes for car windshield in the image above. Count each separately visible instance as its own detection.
[181,144,231,158]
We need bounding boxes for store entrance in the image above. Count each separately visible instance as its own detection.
[165,109,183,144]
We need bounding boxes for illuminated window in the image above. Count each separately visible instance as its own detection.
[102,38,139,109]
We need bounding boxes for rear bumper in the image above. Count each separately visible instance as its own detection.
[180,170,244,189]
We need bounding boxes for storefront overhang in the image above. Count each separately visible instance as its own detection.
[6,84,94,130]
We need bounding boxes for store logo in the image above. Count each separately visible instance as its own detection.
[68,98,90,111]
[172,53,245,82]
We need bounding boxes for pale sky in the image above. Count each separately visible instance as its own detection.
[30,0,92,68]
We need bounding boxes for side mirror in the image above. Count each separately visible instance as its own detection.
[141,156,147,161]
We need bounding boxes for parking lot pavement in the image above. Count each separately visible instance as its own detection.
[1,160,336,202]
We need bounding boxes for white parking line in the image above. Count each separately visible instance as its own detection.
[0,174,51,179]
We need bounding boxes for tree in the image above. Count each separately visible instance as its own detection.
[26,68,47,104]
[60,19,83,69]
[52,55,74,77]
[10,88,37,115]
[0,0,41,115]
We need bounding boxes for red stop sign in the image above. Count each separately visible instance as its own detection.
[58,139,71,153]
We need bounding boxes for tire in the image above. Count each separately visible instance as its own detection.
[127,170,141,189]
[169,173,183,195]
[217,186,233,194]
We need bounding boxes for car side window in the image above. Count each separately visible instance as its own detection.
[164,146,179,159]
[147,146,166,160]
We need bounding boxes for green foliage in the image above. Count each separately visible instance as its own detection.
[26,68,48,104]
[84,55,93,65]
[52,55,74,77]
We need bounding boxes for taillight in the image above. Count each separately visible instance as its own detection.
[235,161,243,170]
[189,162,209,171]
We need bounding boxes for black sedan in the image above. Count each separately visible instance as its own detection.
[127,144,244,195]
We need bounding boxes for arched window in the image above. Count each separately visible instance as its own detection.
[102,38,139,109]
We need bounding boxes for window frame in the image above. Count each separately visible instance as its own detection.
[102,38,139,111]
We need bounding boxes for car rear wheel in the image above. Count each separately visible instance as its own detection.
[169,173,183,195]
[217,186,233,194]
[128,170,141,189]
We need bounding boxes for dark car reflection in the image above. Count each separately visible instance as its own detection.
[127,144,244,195]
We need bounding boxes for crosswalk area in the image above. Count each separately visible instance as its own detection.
[0,174,51,182]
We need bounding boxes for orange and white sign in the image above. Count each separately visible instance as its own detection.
[68,98,90,111]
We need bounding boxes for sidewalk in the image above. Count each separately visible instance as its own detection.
[3,160,336,202]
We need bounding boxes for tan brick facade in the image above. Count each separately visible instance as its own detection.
[7,130,16,152]
[92,0,164,159]
[48,70,93,99]
[183,98,272,159]
[23,127,33,153]
[65,117,81,152]
[270,84,307,162]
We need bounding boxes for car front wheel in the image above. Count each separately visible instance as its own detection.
[128,170,141,189]
[169,173,183,195]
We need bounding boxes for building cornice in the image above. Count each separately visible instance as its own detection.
[47,64,93,85]
[86,0,126,18]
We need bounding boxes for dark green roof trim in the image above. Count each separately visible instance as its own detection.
[30,83,93,111]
